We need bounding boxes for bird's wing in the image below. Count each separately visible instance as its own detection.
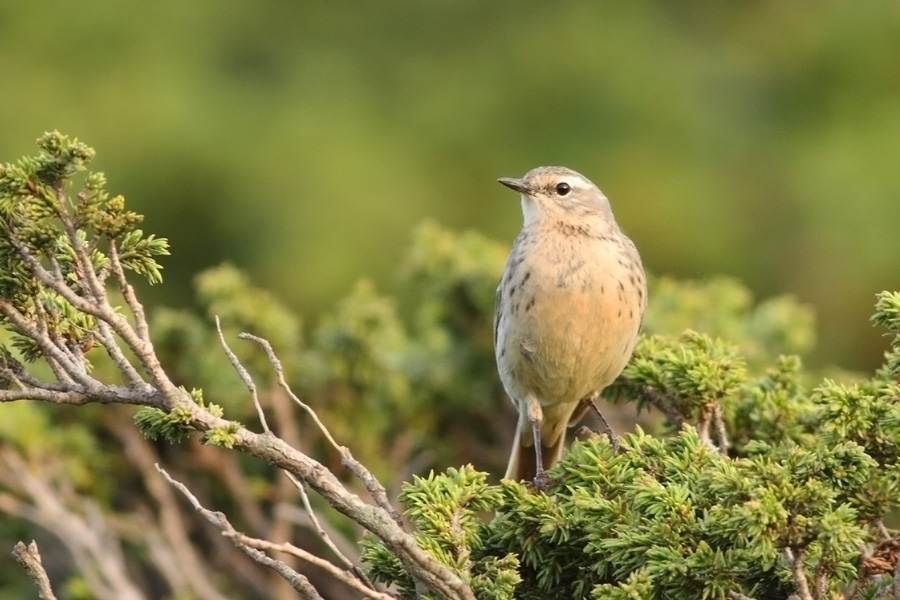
[492,282,502,351]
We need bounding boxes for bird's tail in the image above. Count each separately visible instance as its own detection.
[504,415,567,482]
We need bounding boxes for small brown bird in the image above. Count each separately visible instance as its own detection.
[494,166,646,485]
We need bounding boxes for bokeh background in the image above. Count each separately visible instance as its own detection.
[2,1,899,370]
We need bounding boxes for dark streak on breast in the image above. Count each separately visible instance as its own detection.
[555,220,593,237]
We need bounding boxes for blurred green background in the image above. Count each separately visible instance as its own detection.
[2,1,898,369]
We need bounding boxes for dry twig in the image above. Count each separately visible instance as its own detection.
[12,541,57,600]
[156,465,324,600]
[0,160,475,600]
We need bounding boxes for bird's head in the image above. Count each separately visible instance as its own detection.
[498,166,614,227]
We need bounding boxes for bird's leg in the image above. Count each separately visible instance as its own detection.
[526,396,549,489]
[582,392,620,451]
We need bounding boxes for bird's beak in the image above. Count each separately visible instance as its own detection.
[498,177,530,194]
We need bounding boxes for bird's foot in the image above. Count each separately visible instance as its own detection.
[581,395,620,452]
[532,468,550,491]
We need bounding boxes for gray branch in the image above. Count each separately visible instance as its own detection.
[12,541,57,600]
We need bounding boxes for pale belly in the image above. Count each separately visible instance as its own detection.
[495,239,644,407]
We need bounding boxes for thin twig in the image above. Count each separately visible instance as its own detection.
[239,332,403,527]
[15,244,183,404]
[215,317,270,433]
[30,293,70,372]
[155,465,323,600]
[240,334,338,448]
[813,558,827,600]
[638,385,686,429]
[712,403,730,456]
[52,187,107,305]
[697,405,713,449]
[221,326,383,585]
[228,532,393,600]
[12,541,57,600]
[584,394,620,450]
[893,545,900,600]
[116,425,231,600]
[875,519,892,541]
[93,318,146,387]
[275,503,362,565]
[108,242,151,344]
[2,450,145,600]
[0,300,92,387]
[0,385,163,406]
[284,471,373,586]
[784,547,813,600]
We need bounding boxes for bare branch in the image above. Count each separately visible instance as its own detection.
[712,402,730,456]
[226,532,394,600]
[155,465,323,600]
[0,385,163,407]
[813,558,827,600]
[156,334,476,600]
[784,547,813,600]
[12,541,57,600]
[1,450,145,600]
[215,316,270,433]
[875,519,892,541]
[638,385,686,429]
[893,545,900,600]
[284,471,373,587]
[116,425,231,600]
[239,332,403,527]
[224,425,474,600]
[275,503,362,566]
[583,393,620,450]
[0,300,92,387]
[93,317,146,387]
[108,242,151,344]
[697,404,712,449]
[29,292,79,382]
[0,360,69,391]
[14,244,182,404]
[217,326,369,583]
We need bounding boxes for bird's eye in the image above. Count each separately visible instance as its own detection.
[555,182,571,196]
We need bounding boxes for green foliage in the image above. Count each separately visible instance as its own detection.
[202,421,240,448]
[362,466,521,600]
[138,217,899,598]
[873,291,900,380]
[362,287,900,599]
[365,429,888,599]
[5,1,898,372]
[728,355,820,451]
[134,387,225,444]
[2,136,899,599]
[608,330,747,423]
[0,132,168,374]
[642,277,817,367]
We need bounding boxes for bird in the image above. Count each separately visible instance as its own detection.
[494,166,646,486]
